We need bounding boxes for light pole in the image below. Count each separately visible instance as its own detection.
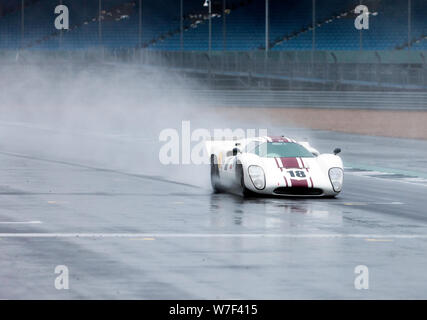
[209,0,212,56]
[98,0,102,47]
[203,0,212,55]
[59,0,63,48]
[265,0,269,52]
[408,0,411,50]
[312,0,316,51]
[359,0,362,50]
[223,0,226,51]
[139,0,142,48]
[21,0,24,49]
[180,0,184,51]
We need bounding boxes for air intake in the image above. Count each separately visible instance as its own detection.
[273,187,323,196]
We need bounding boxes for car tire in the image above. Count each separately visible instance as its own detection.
[210,155,221,193]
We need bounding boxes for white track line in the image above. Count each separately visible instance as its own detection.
[346,171,427,188]
[0,221,41,225]
[0,233,426,239]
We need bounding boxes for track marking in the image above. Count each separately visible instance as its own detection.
[346,166,427,188]
[347,172,427,188]
[0,221,41,225]
[376,201,404,205]
[345,164,427,180]
[0,150,201,190]
[0,233,426,239]
[130,237,156,241]
[342,202,403,206]
[47,201,69,204]
[365,238,394,242]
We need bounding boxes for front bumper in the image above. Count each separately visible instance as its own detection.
[245,181,340,197]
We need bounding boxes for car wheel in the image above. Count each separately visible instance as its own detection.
[210,155,221,193]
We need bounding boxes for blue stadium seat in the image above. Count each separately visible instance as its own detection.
[0,0,425,51]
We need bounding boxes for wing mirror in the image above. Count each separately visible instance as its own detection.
[232,147,241,156]
[333,148,341,155]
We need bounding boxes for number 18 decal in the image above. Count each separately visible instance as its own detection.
[288,170,306,178]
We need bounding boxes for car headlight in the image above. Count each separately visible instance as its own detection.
[329,167,343,192]
[248,165,266,190]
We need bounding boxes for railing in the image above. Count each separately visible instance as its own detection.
[189,90,427,110]
[2,49,426,90]
[1,49,426,109]
[139,50,427,90]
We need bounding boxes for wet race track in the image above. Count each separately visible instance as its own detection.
[1,122,427,299]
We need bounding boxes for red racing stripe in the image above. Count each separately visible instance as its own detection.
[269,136,289,143]
[283,176,288,187]
[290,179,308,188]
[280,157,300,169]
[274,157,283,171]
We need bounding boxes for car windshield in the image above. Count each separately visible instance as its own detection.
[252,142,314,158]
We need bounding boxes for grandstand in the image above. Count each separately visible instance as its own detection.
[0,0,425,91]
[0,0,425,51]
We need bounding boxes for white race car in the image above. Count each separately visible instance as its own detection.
[206,136,343,197]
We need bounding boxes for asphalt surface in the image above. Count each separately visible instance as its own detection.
[1,123,427,299]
